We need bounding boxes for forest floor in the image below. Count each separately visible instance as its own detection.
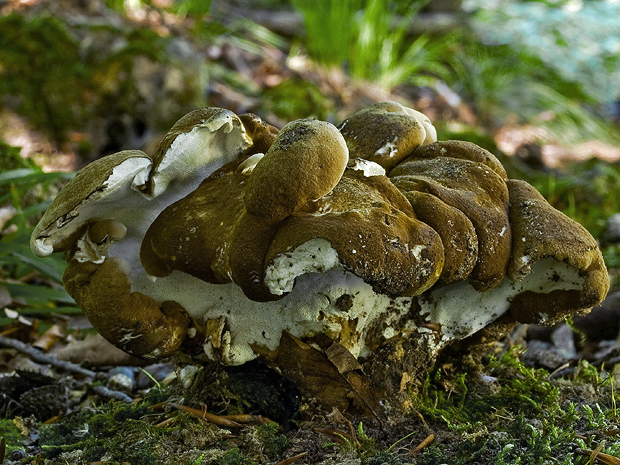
[2,1,620,464]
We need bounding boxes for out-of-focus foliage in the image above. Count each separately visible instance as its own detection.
[465,0,620,105]
[262,79,334,121]
[0,15,92,144]
[291,0,620,142]
[449,37,620,142]
[529,159,620,238]
[0,13,198,148]
[0,143,75,321]
[291,0,456,87]
[105,0,213,17]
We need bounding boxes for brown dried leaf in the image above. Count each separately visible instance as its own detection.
[584,447,620,465]
[33,320,68,351]
[257,332,386,421]
[55,333,144,366]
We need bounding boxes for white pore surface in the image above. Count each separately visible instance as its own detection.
[132,265,413,365]
[264,238,341,295]
[236,153,264,174]
[128,235,585,365]
[152,114,250,197]
[423,257,584,341]
[349,159,386,177]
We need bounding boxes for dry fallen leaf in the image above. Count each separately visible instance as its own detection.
[55,333,144,366]
[584,442,620,465]
[33,320,68,351]
[257,332,386,420]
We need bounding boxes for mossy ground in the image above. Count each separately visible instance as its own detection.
[3,345,620,464]
[2,3,620,464]
[411,348,620,465]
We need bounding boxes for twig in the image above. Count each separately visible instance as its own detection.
[91,385,133,403]
[169,403,243,428]
[220,414,273,425]
[314,427,353,445]
[0,334,96,377]
[411,434,435,454]
[155,416,179,428]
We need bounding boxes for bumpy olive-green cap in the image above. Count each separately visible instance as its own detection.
[244,119,349,224]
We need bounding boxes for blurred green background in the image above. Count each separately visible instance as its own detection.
[1,0,620,318]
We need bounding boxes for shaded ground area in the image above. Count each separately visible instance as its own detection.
[3,318,620,464]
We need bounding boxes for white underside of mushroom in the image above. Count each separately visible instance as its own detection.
[264,238,342,295]
[349,159,386,177]
[31,111,250,263]
[425,257,583,341]
[126,239,584,365]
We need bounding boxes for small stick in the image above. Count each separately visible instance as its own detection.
[91,385,133,403]
[314,427,353,445]
[0,334,96,377]
[220,414,273,425]
[155,416,179,428]
[411,434,435,454]
[169,403,243,428]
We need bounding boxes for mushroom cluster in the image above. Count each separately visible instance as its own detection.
[31,103,609,373]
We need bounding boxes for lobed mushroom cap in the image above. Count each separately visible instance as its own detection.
[263,169,444,297]
[141,155,444,301]
[244,118,349,224]
[506,179,610,324]
[390,141,511,290]
[30,107,272,360]
[31,150,152,257]
[238,113,280,156]
[337,101,436,171]
[31,108,256,261]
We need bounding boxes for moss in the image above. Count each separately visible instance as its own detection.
[411,347,620,464]
[256,422,289,459]
[0,419,24,457]
[39,396,166,461]
[364,451,405,465]
[220,447,258,465]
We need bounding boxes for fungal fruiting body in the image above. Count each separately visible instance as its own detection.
[31,103,609,371]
